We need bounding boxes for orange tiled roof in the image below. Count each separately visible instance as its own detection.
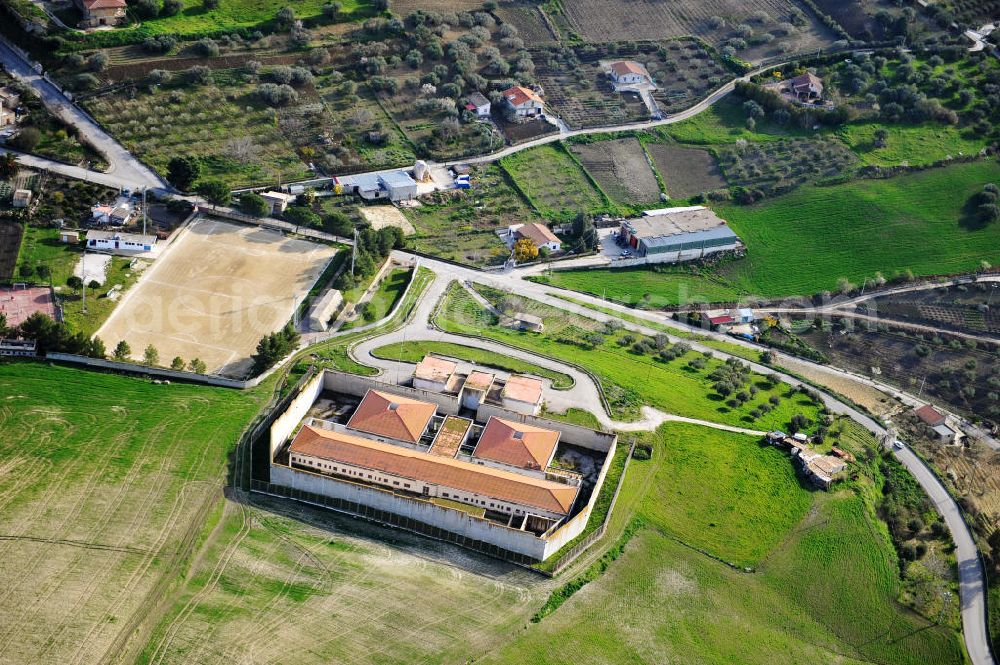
[290,425,577,514]
[914,404,946,426]
[610,61,647,77]
[474,417,560,470]
[83,0,126,9]
[503,85,542,107]
[414,355,457,384]
[347,389,437,443]
[502,375,543,405]
[515,222,560,246]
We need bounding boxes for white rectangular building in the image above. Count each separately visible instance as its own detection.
[85,230,156,254]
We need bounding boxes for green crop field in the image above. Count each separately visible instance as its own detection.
[89,0,370,39]
[437,282,824,430]
[717,160,1000,297]
[0,362,262,665]
[501,143,612,222]
[371,339,575,389]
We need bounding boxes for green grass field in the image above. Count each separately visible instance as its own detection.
[15,226,80,286]
[480,422,962,665]
[88,0,370,39]
[717,160,1000,297]
[542,160,1000,303]
[501,143,612,222]
[341,267,411,331]
[530,265,745,307]
[0,361,262,665]
[371,340,575,389]
[838,123,988,167]
[437,282,824,430]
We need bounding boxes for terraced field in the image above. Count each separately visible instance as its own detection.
[501,143,611,222]
[0,362,262,665]
[570,138,662,206]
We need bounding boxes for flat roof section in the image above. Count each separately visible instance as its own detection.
[414,355,457,384]
[474,417,561,470]
[502,375,543,405]
[464,371,495,392]
[429,416,472,459]
[290,425,578,515]
[625,206,730,238]
[347,389,438,443]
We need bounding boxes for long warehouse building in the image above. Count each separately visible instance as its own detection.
[619,206,741,264]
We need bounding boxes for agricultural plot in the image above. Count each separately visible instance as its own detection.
[134,494,546,665]
[96,218,337,377]
[838,123,989,167]
[869,283,1000,335]
[401,164,535,266]
[558,0,838,61]
[533,40,731,129]
[76,0,371,40]
[717,137,859,194]
[716,160,1000,298]
[646,142,728,199]
[790,319,1000,424]
[0,221,23,281]
[531,264,745,307]
[85,83,311,189]
[495,6,557,45]
[0,362,261,665]
[569,138,661,206]
[501,143,610,222]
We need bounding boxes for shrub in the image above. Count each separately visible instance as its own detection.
[195,38,220,57]
[10,127,41,152]
[160,0,182,16]
[255,82,298,106]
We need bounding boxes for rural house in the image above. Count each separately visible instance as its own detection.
[783,72,824,102]
[12,189,31,208]
[260,191,295,215]
[501,86,544,121]
[511,312,544,333]
[73,0,127,27]
[464,92,491,118]
[513,222,561,253]
[0,87,20,127]
[608,61,652,86]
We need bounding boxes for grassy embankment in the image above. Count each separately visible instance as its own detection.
[371,340,574,389]
[340,266,412,331]
[482,421,964,665]
[436,281,824,431]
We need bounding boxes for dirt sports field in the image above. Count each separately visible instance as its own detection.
[570,138,662,205]
[96,218,336,376]
[647,143,728,199]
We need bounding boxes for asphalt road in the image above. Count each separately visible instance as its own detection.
[368,252,996,665]
[0,37,164,190]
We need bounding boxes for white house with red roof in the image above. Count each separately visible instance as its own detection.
[501,85,544,120]
[608,61,652,86]
[74,0,127,27]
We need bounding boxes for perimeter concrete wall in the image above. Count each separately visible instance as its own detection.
[270,464,548,559]
[269,369,325,460]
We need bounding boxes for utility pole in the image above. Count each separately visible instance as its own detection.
[142,187,147,235]
[351,226,358,277]
[81,248,87,314]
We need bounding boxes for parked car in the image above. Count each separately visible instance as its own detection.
[892,440,904,450]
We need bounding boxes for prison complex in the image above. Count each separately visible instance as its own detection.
[262,359,617,563]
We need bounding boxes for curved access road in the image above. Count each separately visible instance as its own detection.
[0,37,165,190]
[363,254,995,665]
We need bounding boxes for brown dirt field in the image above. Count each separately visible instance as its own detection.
[391,0,485,12]
[359,205,415,235]
[0,222,23,281]
[559,0,838,61]
[646,143,727,199]
[570,138,662,205]
[95,218,336,377]
[925,443,1000,531]
[496,6,557,45]
[776,355,901,417]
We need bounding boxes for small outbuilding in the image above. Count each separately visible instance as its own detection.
[12,189,31,208]
[500,375,544,415]
[59,230,80,244]
[85,230,156,254]
[512,312,544,333]
[465,92,492,118]
[307,288,343,332]
[413,355,458,393]
[260,191,295,215]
